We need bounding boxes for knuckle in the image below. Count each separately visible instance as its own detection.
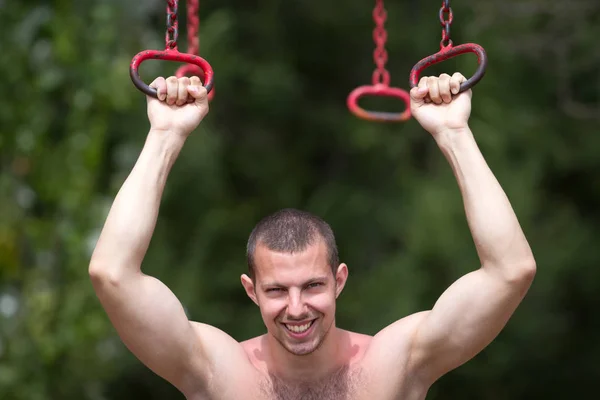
[150,76,165,88]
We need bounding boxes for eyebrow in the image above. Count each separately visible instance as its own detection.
[260,276,329,289]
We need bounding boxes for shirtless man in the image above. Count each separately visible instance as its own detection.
[89,73,536,399]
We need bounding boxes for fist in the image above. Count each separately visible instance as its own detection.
[410,73,472,137]
[147,75,209,137]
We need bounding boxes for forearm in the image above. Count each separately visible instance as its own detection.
[90,130,185,277]
[435,127,535,276]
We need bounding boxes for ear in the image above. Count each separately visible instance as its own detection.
[241,274,259,306]
[334,263,349,298]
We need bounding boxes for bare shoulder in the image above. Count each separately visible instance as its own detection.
[339,329,374,363]
[239,334,274,372]
[186,322,261,396]
[240,334,263,364]
[190,321,258,366]
[240,334,263,350]
[190,321,243,345]
[362,311,430,369]
[375,311,429,341]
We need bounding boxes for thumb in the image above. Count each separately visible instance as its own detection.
[187,85,208,105]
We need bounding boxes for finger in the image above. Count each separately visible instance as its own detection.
[177,77,191,106]
[187,76,202,103]
[187,84,208,106]
[450,72,466,95]
[438,73,452,104]
[165,76,179,106]
[427,76,442,105]
[149,77,167,101]
[410,77,429,105]
[420,77,432,102]
[409,86,429,100]
[410,81,429,100]
[190,75,202,87]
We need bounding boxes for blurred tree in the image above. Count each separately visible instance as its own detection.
[0,0,598,399]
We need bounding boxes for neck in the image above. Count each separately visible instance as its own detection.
[267,324,348,382]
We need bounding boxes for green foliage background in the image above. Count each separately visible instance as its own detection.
[0,0,598,398]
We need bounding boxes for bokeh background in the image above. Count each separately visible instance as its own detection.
[1,0,599,399]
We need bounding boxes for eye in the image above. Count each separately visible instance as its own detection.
[266,288,282,293]
[306,282,323,289]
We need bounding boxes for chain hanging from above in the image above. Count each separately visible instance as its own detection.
[175,0,215,101]
[439,0,453,48]
[409,0,487,94]
[129,0,215,98]
[347,0,411,123]
[372,0,390,87]
[186,0,200,55]
[166,0,179,49]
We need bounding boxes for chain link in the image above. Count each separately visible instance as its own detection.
[438,0,453,48]
[187,0,200,55]
[372,0,390,86]
[166,0,179,49]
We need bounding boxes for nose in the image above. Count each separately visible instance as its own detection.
[286,289,307,319]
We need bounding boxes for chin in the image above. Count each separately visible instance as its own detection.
[281,328,328,356]
[284,339,321,356]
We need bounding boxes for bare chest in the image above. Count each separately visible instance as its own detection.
[256,366,378,400]
[196,364,425,400]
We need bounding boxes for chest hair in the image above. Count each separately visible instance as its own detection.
[260,365,366,400]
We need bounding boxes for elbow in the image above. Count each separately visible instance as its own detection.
[506,258,537,287]
[486,256,536,286]
[511,259,536,298]
[88,259,107,280]
[88,261,123,288]
[516,258,536,284]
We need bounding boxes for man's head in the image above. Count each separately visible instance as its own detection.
[241,208,348,356]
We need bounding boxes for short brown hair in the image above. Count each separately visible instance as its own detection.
[246,208,339,280]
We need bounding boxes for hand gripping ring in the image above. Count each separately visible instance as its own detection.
[347,84,411,122]
[409,43,488,92]
[130,49,214,97]
[175,63,215,102]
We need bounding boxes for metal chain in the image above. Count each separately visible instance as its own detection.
[439,0,453,48]
[166,0,179,49]
[372,0,390,86]
[187,0,200,55]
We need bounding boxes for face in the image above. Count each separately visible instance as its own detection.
[241,240,348,356]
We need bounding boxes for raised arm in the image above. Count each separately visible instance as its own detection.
[88,76,211,393]
[405,73,536,383]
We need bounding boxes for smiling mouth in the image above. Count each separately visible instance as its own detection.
[283,319,316,334]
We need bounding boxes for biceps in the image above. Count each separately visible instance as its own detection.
[410,269,530,380]
[92,272,201,390]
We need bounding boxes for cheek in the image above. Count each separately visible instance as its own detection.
[308,291,336,314]
[259,298,287,320]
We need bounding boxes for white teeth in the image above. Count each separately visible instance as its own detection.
[285,321,312,333]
